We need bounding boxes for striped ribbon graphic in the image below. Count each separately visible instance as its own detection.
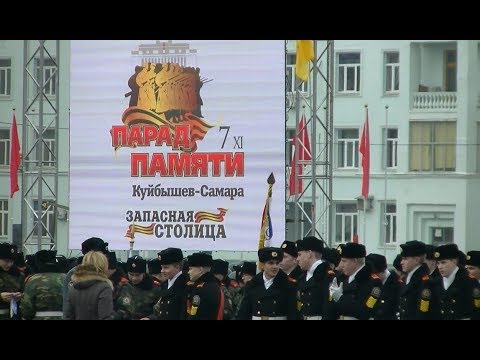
[119,107,214,153]
[124,223,155,239]
[194,208,228,223]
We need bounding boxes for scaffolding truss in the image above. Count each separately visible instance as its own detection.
[21,40,60,253]
[287,40,334,246]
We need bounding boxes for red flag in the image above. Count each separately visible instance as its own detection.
[10,115,21,198]
[359,109,370,199]
[289,115,311,196]
[353,234,359,244]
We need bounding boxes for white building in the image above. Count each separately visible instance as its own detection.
[286,40,480,263]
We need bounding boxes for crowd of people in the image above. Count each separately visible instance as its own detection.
[0,236,479,320]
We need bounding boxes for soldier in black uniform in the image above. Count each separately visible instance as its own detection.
[328,243,382,320]
[236,247,298,320]
[296,236,334,320]
[435,244,479,320]
[398,240,439,320]
[185,252,224,320]
[425,245,441,284]
[279,240,303,281]
[366,253,400,320]
[392,254,404,280]
[465,251,480,320]
[240,262,257,285]
[146,247,188,320]
[148,258,166,284]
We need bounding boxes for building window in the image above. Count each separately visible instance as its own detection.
[36,128,55,167]
[431,227,454,245]
[0,59,12,96]
[335,203,358,244]
[384,51,399,93]
[384,128,398,169]
[35,58,57,96]
[444,50,456,92]
[409,122,456,172]
[337,52,361,93]
[32,200,55,238]
[337,128,359,168]
[381,203,397,244]
[286,54,308,93]
[0,200,7,237]
[0,130,9,166]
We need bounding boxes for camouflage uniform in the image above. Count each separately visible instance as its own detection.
[0,270,25,320]
[21,272,66,320]
[0,243,25,320]
[221,277,241,320]
[129,274,162,319]
[110,269,134,320]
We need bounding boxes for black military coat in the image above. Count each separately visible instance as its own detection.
[186,271,223,320]
[297,261,334,318]
[236,270,298,320]
[398,264,439,320]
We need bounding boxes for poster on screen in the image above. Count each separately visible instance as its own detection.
[69,40,285,251]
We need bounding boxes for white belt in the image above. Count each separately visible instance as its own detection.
[304,315,322,320]
[35,311,63,317]
[341,316,358,320]
[0,309,9,315]
[252,316,287,320]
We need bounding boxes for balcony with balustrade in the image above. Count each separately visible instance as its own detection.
[410,41,457,114]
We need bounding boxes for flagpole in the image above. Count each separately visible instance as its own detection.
[294,93,300,240]
[363,105,368,246]
[383,105,389,258]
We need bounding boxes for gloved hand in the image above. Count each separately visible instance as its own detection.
[329,278,343,302]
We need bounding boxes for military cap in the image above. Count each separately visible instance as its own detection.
[466,251,480,267]
[338,242,366,259]
[434,244,459,261]
[366,253,387,273]
[81,237,109,255]
[106,251,117,270]
[127,255,147,273]
[187,252,213,267]
[324,247,341,267]
[182,259,189,273]
[393,254,402,272]
[296,236,324,253]
[0,242,17,260]
[158,247,184,265]
[425,245,437,260]
[258,247,284,263]
[148,258,162,274]
[241,261,257,277]
[458,250,467,266]
[281,240,298,257]
[400,240,426,257]
[15,252,25,267]
[55,255,69,273]
[212,259,229,276]
[232,264,242,282]
[34,250,57,265]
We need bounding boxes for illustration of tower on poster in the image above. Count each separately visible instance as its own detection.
[131,40,197,67]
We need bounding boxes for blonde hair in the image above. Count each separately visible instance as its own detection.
[82,251,108,274]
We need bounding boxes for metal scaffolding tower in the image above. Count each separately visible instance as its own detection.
[21,40,60,253]
[288,40,334,246]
